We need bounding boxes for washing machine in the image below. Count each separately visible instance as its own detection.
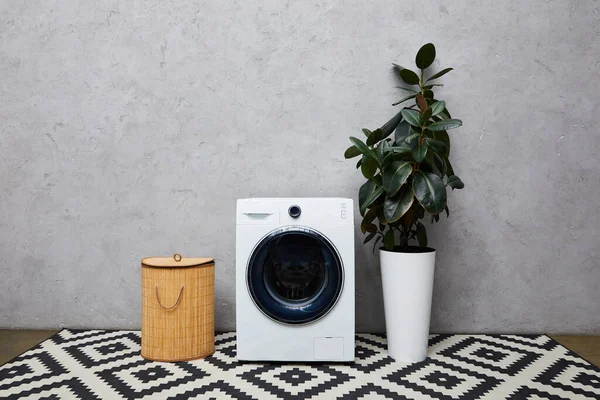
[236,198,355,362]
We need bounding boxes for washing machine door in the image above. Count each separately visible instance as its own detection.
[247,226,344,324]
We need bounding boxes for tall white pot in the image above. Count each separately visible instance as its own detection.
[380,248,436,362]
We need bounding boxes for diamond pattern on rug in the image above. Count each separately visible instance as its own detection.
[0,352,67,392]
[384,358,502,399]
[2,378,99,400]
[438,335,543,376]
[204,332,239,372]
[506,386,568,399]
[535,358,600,398]
[348,334,394,373]
[169,381,254,400]
[239,364,352,399]
[97,359,207,399]
[337,382,412,400]
[51,329,120,345]
[274,367,316,386]
[64,332,140,368]
[0,330,598,399]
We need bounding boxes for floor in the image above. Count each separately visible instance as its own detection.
[0,330,58,366]
[0,330,599,367]
[551,335,600,367]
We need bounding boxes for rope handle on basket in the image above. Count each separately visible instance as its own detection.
[155,286,184,310]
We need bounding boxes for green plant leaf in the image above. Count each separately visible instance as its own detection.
[431,130,450,156]
[395,86,418,93]
[446,175,465,190]
[424,137,447,155]
[399,69,420,85]
[375,204,388,224]
[445,157,455,176]
[411,139,428,162]
[383,229,395,250]
[372,235,382,253]
[380,110,404,139]
[376,140,388,161]
[390,145,411,155]
[362,206,378,226]
[359,179,384,216]
[362,223,377,233]
[366,128,383,146]
[383,188,414,223]
[361,220,377,234]
[363,231,377,244]
[372,174,383,186]
[422,84,444,89]
[435,111,450,120]
[420,150,438,175]
[350,136,378,162]
[416,221,428,247]
[416,94,428,112]
[380,153,393,167]
[423,89,434,99]
[362,128,372,137]
[415,43,436,69]
[390,145,411,153]
[401,109,422,127]
[382,161,412,196]
[426,67,453,82]
[394,119,411,144]
[427,119,462,131]
[404,133,420,144]
[392,93,417,106]
[356,156,364,169]
[344,145,361,159]
[412,171,447,214]
[430,101,446,117]
[361,157,378,179]
[421,107,432,125]
[382,146,411,166]
[434,153,446,175]
[444,205,450,218]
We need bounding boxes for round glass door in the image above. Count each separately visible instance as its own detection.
[247,227,344,324]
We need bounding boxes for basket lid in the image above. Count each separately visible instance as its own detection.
[141,253,215,268]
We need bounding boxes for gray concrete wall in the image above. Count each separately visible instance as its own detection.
[1,1,598,333]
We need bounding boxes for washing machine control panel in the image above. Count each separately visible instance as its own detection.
[237,198,354,226]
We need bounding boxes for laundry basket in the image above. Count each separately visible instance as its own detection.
[141,254,215,361]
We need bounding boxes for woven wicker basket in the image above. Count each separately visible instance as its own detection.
[141,254,215,362]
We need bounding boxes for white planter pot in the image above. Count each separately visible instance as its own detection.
[380,247,436,362]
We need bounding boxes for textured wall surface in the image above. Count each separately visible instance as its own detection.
[1,1,599,333]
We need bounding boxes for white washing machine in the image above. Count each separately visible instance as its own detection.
[236,198,355,362]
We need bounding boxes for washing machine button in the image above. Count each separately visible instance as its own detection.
[289,205,301,218]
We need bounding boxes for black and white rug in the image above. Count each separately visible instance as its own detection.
[1,330,599,399]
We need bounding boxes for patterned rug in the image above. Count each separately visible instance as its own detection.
[0,330,599,399]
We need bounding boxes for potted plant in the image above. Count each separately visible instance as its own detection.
[344,43,465,362]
